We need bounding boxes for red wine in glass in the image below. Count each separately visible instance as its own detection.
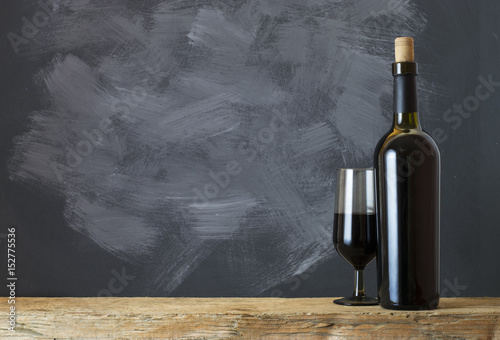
[334,213,377,269]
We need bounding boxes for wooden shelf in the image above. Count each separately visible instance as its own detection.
[4,297,500,339]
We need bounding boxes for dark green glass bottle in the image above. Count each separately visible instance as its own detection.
[373,37,440,310]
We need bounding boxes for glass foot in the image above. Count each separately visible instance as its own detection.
[333,296,379,306]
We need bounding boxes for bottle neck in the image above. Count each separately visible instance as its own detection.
[393,73,420,130]
[393,112,420,130]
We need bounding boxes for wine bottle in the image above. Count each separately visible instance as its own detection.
[373,37,440,310]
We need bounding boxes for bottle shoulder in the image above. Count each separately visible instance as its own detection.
[377,128,441,158]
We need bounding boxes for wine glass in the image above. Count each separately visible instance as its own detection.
[333,168,378,305]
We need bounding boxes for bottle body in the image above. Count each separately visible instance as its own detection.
[374,65,440,310]
[375,124,440,309]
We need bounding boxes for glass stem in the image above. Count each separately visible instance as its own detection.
[353,269,366,298]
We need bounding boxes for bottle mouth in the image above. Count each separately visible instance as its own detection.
[392,62,418,75]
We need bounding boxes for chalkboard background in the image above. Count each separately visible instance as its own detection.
[0,0,498,298]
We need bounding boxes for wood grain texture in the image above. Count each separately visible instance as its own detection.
[2,297,499,339]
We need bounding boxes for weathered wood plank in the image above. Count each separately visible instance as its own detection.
[2,297,499,339]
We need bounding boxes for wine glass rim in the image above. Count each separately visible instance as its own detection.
[337,167,374,172]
